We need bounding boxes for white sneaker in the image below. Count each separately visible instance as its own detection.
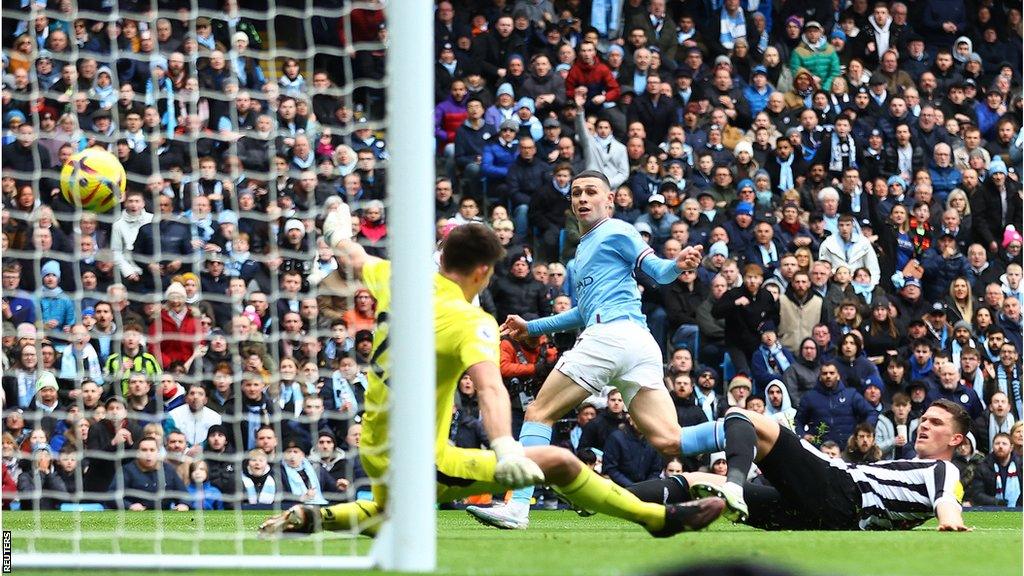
[690,481,748,523]
[466,501,530,530]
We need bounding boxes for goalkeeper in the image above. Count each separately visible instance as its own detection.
[260,202,721,538]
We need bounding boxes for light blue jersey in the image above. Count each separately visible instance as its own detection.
[527,218,682,336]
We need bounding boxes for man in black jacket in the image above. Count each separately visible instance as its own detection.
[627,72,678,147]
[577,390,627,453]
[133,211,195,292]
[489,251,552,324]
[506,137,548,242]
[968,432,1022,507]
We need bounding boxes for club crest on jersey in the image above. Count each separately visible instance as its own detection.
[477,323,496,342]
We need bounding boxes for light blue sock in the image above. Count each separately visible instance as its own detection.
[680,419,725,457]
[510,422,552,505]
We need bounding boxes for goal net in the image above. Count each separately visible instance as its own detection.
[2,0,435,571]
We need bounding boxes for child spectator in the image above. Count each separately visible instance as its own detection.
[39,261,74,335]
[186,460,224,510]
[241,449,276,508]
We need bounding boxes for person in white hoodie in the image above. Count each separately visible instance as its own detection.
[818,213,880,288]
[110,189,153,284]
[763,379,796,431]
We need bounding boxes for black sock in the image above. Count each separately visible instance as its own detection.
[724,413,756,487]
[626,476,690,504]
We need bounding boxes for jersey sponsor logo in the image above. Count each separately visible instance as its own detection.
[575,276,594,293]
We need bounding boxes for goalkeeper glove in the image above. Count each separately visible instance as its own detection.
[491,436,545,488]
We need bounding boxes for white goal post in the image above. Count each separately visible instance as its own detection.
[10,0,436,571]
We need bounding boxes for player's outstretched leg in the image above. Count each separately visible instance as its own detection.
[688,407,774,520]
[528,446,724,537]
[466,371,589,530]
[259,500,382,537]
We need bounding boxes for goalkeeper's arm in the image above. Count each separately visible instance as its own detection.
[466,360,544,487]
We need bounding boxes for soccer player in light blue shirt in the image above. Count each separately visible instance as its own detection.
[467,169,709,530]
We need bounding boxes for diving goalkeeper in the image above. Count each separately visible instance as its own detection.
[259,202,721,538]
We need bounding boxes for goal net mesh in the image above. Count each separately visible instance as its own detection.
[2,0,400,566]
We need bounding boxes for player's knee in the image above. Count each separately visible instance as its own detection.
[527,446,576,483]
[648,431,682,457]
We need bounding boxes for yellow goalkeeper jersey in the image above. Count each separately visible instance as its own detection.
[358,259,500,479]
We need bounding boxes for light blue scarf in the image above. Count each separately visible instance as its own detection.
[283,459,327,504]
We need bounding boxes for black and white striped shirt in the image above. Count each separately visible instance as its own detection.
[803,439,962,530]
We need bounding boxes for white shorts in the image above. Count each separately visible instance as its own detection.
[554,320,664,406]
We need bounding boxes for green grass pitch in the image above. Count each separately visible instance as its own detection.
[4,510,1021,575]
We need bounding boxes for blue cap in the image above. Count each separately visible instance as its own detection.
[516,97,535,113]
[496,83,514,98]
[752,65,768,76]
[989,157,1008,175]
[831,29,847,42]
[887,175,906,188]
[737,178,754,191]
[82,307,95,317]
[709,241,729,258]
[735,201,754,216]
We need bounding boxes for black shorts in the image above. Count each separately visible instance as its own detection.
[750,428,862,530]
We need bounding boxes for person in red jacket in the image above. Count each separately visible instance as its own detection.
[500,333,558,437]
[564,41,622,130]
[148,282,201,369]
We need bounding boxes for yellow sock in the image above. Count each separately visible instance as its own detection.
[320,500,383,535]
[554,466,665,531]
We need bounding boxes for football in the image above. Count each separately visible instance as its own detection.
[59,147,126,213]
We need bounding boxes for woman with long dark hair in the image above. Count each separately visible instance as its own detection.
[862,299,903,362]
[834,332,883,391]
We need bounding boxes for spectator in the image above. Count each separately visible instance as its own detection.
[818,214,881,288]
[794,360,879,446]
[240,449,277,508]
[602,415,663,488]
[712,263,779,376]
[119,436,189,511]
[834,332,884,391]
[577,389,627,453]
[489,251,551,324]
[16,443,67,510]
[186,460,224,511]
[843,422,883,463]
[573,96,629,189]
[968,433,1022,508]
[280,440,331,505]
[876,392,920,460]
[169,383,222,448]
[147,283,201,369]
[39,260,75,335]
[751,322,794,394]
[974,392,1017,455]
[933,361,984,421]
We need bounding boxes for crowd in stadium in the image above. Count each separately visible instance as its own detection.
[2,0,1023,512]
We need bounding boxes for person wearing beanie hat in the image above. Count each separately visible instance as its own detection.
[39,260,75,333]
[727,374,753,407]
[308,427,349,482]
[709,240,729,259]
[751,320,795,393]
[148,280,200,369]
[977,158,1021,253]
[1003,226,1023,249]
[790,18,841,91]
[486,83,517,128]
[31,371,61,415]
